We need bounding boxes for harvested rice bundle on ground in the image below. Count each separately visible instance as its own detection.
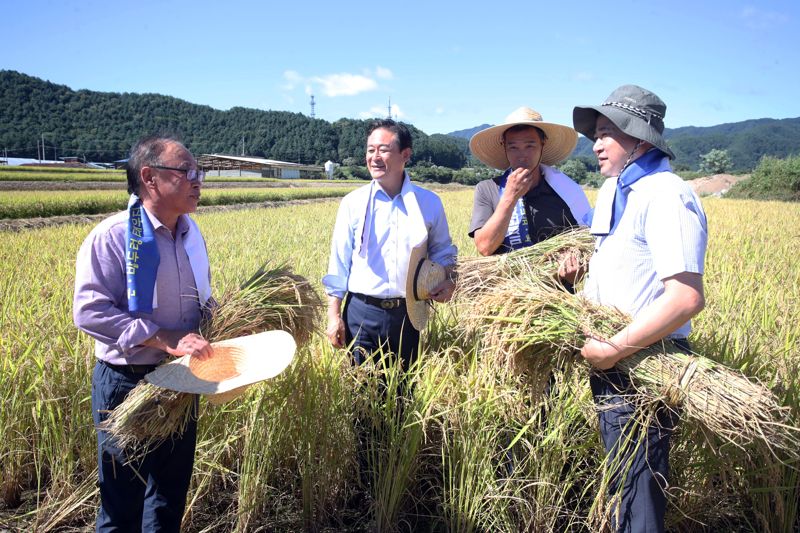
[454,227,594,301]
[460,276,800,459]
[100,263,321,453]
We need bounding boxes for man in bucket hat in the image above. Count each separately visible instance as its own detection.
[573,85,708,532]
[468,107,590,275]
[74,134,214,532]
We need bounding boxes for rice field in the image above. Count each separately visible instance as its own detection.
[0,186,359,219]
[0,190,799,531]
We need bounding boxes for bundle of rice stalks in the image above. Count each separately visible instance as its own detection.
[454,227,595,301]
[460,276,800,460]
[200,263,322,346]
[100,263,322,454]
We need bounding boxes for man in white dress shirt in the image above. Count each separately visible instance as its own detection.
[323,119,457,367]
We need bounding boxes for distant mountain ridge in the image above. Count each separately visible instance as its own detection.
[447,124,493,140]
[0,70,467,168]
[451,118,800,171]
[2,70,798,171]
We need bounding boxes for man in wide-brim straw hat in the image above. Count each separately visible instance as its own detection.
[468,107,591,281]
[573,85,708,532]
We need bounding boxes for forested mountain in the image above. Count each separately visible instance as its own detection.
[571,117,800,171]
[0,71,466,168]
[447,124,492,140]
[4,70,798,172]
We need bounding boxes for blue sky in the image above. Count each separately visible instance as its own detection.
[2,0,798,135]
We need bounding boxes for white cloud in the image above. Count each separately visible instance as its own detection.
[311,73,378,97]
[435,106,445,115]
[282,70,303,90]
[359,104,405,120]
[740,6,789,29]
[375,66,393,80]
[359,106,388,119]
[282,67,392,98]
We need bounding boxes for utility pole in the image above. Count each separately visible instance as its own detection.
[42,133,45,162]
[241,135,245,156]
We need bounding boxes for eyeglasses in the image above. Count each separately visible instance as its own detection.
[152,165,205,183]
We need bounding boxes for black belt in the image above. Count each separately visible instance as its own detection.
[99,360,158,375]
[350,292,405,310]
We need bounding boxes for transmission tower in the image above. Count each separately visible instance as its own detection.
[387,97,392,119]
[310,94,316,118]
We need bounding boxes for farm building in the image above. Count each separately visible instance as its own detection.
[197,154,325,179]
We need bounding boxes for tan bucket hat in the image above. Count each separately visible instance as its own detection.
[469,107,578,170]
[144,330,296,405]
[405,238,447,331]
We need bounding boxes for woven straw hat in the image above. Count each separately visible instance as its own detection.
[405,238,447,331]
[145,330,296,405]
[469,107,578,170]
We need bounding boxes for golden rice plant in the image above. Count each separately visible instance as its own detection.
[99,263,322,453]
[459,275,800,460]
[454,226,595,301]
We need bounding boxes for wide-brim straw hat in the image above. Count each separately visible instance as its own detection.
[469,107,578,169]
[145,330,296,405]
[572,84,675,159]
[405,238,447,331]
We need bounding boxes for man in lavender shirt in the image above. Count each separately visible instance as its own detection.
[74,134,214,532]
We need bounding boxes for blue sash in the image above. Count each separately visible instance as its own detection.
[498,169,532,251]
[126,195,160,313]
[587,149,672,235]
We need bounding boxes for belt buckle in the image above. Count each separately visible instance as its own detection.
[380,298,399,309]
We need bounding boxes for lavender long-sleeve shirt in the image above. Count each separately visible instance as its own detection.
[73,208,209,365]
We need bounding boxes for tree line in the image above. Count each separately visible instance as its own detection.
[3,70,798,173]
[571,117,800,172]
[0,71,467,168]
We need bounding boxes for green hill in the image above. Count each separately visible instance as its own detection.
[0,71,466,168]
[571,117,800,172]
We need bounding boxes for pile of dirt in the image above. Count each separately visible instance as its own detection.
[686,174,748,197]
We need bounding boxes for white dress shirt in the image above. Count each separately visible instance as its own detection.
[323,174,457,299]
[583,170,707,338]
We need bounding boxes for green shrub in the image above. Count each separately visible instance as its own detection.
[727,155,800,201]
[557,159,588,183]
[409,164,453,184]
[333,165,371,180]
[452,167,495,186]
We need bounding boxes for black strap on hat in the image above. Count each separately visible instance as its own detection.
[602,101,664,125]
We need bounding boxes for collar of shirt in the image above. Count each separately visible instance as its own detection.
[142,207,190,237]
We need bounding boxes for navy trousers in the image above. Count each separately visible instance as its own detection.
[92,361,197,533]
[590,364,679,533]
[343,293,420,369]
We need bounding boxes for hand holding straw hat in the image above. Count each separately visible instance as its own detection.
[406,238,451,331]
[145,330,297,405]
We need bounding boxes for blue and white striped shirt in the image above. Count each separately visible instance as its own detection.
[583,170,707,338]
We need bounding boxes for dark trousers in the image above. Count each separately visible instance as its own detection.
[343,293,421,369]
[92,361,197,533]
[590,350,685,533]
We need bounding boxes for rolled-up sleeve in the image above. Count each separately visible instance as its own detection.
[73,225,160,355]
[321,196,355,299]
